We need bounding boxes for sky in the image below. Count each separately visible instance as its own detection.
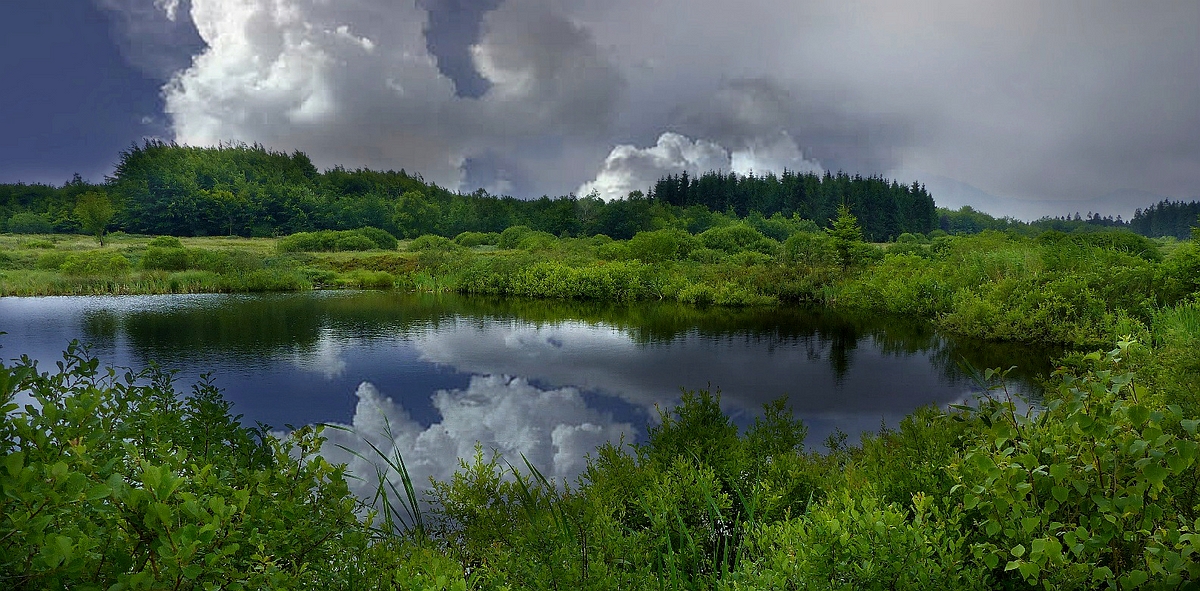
[1,1,1197,220]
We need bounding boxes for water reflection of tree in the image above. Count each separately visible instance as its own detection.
[84,291,1064,394]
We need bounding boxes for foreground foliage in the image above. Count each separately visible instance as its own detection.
[3,330,1199,588]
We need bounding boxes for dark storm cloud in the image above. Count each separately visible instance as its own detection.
[417,0,502,98]
[669,77,914,177]
[94,0,205,80]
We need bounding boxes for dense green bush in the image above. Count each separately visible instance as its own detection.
[408,234,461,252]
[595,240,631,261]
[35,251,68,271]
[498,225,534,249]
[950,342,1200,588]
[354,226,399,250]
[1038,229,1161,261]
[60,251,131,276]
[187,249,263,274]
[626,228,699,262]
[142,246,189,271]
[777,231,835,266]
[516,231,558,251]
[732,491,986,590]
[277,229,393,253]
[698,224,778,255]
[453,231,500,247]
[0,344,392,589]
[6,212,52,234]
[148,235,184,248]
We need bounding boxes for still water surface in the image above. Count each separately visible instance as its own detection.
[0,291,1061,488]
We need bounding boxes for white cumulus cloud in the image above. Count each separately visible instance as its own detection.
[577,131,822,201]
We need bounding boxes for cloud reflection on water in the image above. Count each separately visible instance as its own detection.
[320,376,634,499]
[409,318,976,420]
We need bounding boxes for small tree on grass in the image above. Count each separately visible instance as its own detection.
[74,191,115,245]
[828,204,864,269]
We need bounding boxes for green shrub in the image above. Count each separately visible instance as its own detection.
[729,251,773,267]
[699,223,777,255]
[782,232,836,266]
[516,231,558,251]
[34,251,68,271]
[498,225,534,249]
[408,234,461,252]
[0,344,384,589]
[60,251,131,276]
[148,235,184,248]
[6,212,52,234]
[278,230,386,253]
[950,341,1200,588]
[687,247,724,264]
[626,228,698,262]
[187,248,263,274]
[453,231,500,247]
[21,239,55,249]
[334,233,377,251]
[733,491,985,590]
[888,241,930,258]
[596,241,630,261]
[896,232,922,244]
[354,226,399,250]
[141,246,189,271]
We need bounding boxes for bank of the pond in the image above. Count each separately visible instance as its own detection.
[3,333,1200,589]
[2,229,1196,349]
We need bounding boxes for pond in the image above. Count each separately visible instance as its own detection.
[0,291,1061,492]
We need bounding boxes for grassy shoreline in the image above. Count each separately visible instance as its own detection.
[2,228,1195,348]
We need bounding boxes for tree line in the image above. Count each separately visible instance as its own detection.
[1130,200,1200,239]
[2,141,1195,241]
[651,170,937,241]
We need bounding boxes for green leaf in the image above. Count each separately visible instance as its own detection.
[1011,544,1026,558]
[1052,485,1069,502]
[1169,454,1193,474]
[1048,463,1069,481]
[182,564,204,580]
[1022,516,1040,533]
[4,452,23,477]
[1018,561,1040,581]
[1127,404,1150,428]
[1143,463,1169,487]
[1180,419,1199,435]
[1120,570,1149,588]
[86,484,111,501]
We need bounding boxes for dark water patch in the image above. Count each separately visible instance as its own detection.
[0,291,1064,489]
